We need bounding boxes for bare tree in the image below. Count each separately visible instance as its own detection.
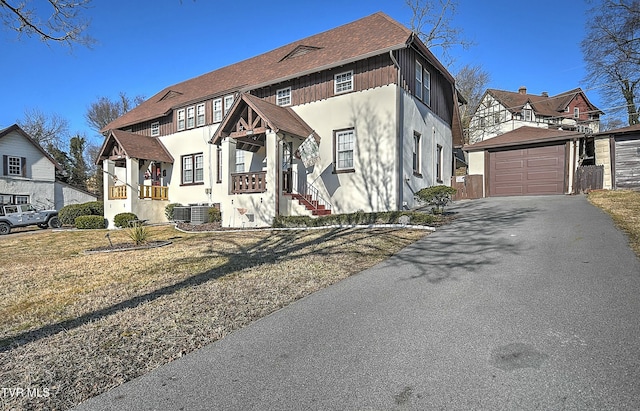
[406,0,473,65]
[455,63,490,142]
[18,108,69,148]
[85,92,145,132]
[582,0,640,125]
[0,0,94,47]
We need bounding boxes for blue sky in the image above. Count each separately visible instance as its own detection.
[0,0,593,147]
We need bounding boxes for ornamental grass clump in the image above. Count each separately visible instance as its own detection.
[127,222,150,246]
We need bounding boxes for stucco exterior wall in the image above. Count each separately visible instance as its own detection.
[292,85,399,214]
[0,179,55,207]
[53,182,97,210]
[595,137,613,189]
[400,89,453,209]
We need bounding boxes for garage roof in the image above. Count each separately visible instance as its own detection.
[464,126,583,151]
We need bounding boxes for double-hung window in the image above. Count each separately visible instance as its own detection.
[574,107,580,118]
[436,144,443,183]
[334,71,353,94]
[7,156,22,176]
[415,60,431,106]
[177,109,185,131]
[277,87,291,106]
[334,129,355,172]
[224,95,234,115]
[151,122,160,136]
[196,103,205,126]
[213,98,223,122]
[415,61,423,100]
[187,106,195,129]
[523,109,532,122]
[413,132,421,176]
[182,153,204,185]
[235,150,245,173]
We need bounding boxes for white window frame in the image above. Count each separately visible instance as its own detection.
[334,129,355,172]
[196,103,205,126]
[415,61,423,100]
[235,150,245,173]
[224,95,234,115]
[574,107,580,118]
[523,109,532,122]
[213,98,222,122]
[276,87,291,106]
[151,122,160,136]
[15,195,29,204]
[7,156,22,176]
[436,144,443,183]
[423,69,431,106]
[187,106,195,129]
[177,109,185,131]
[334,70,353,94]
[413,132,421,175]
[182,153,204,184]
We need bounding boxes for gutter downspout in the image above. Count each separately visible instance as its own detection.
[390,50,404,210]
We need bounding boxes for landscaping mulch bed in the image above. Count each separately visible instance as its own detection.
[85,240,172,253]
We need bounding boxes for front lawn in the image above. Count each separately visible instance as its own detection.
[588,190,640,256]
[0,223,433,410]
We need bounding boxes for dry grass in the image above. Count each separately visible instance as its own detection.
[588,189,640,256]
[0,224,430,410]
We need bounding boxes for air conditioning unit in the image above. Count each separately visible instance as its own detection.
[173,206,191,222]
[190,206,210,224]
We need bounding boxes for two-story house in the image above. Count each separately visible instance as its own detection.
[1,124,97,209]
[96,12,463,228]
[469,87,603,144]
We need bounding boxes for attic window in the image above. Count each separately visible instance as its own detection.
[159,90,183,101]
[280,45,322,62]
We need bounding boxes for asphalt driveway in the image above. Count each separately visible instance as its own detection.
[75,195,640,410]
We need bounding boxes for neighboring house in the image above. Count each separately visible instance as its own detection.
[97,12,463,228]
[465,126,584,197]
[469,87,603,144]
[0,124,97,209]
[593,123,640,190]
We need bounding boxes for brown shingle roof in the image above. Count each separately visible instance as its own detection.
[96,130,174,165]
[102,12,413,132]
[485,87,602,119]
[464,126,582,151]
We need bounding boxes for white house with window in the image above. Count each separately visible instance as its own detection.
[469,86,602,143]
[97,12,462,228]
[0,124,97,210]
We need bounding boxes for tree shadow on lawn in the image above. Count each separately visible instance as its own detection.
[0,226,412,352]
[389,200,538,283]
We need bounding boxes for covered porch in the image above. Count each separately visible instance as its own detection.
[211,93,329,218]
[96,129,174,227]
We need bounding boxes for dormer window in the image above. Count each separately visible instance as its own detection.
[177,109,185,131]
[151,122,160,136]
[224,95,234,115]
[523,109,532,122]
[196,103,205,126]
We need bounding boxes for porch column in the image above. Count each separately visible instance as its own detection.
[103,159,115,199]
[265,130,279,216]
[126,157,140,212]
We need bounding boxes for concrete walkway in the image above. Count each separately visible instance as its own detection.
[75,195,640,410]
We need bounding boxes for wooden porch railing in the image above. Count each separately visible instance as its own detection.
[139,185,169,200]
[109,185,127,199]
[231,171,267,194]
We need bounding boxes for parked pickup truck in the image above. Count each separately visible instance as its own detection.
[0,204,61,235]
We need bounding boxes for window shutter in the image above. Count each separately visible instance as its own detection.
[2,155,6,176]
[21,157,27,177]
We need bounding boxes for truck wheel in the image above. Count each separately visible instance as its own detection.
[48,216,61,229]
[0,222,10,235]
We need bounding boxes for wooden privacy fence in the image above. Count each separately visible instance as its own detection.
[450,175,483,200]
[574,165,604,193]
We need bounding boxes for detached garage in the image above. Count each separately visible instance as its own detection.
[466,127,583,197]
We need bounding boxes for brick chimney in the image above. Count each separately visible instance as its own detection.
[541,91,549,97]
[518,86,527,95]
